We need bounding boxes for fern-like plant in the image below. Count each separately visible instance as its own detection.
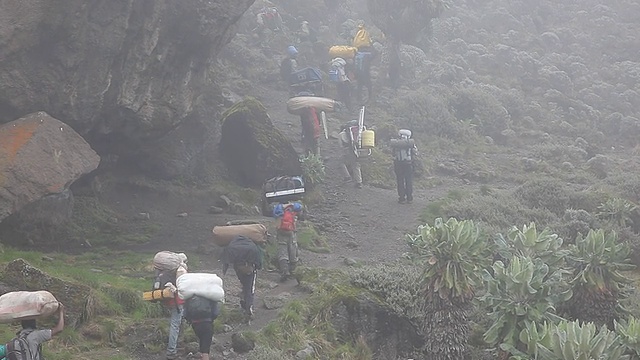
[299,153,325,188]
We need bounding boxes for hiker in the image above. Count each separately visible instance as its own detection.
[222,235,263,317]
[274,202,303,281]
[354,49,374,104]
[300,106,322,156]
[183,296,222,360]
[338,121,363,188]
[392,129,418,204]
[329,57,352,110]
[280,45,299,85]
[4,303,65,359]
[155,256,188,360]
[298,20,317,44]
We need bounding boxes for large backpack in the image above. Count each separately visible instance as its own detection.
[279,206,296,232]
[6,330,40,360]
[184,295,213,322]
[223,236,263,270]
[153,269,177,291]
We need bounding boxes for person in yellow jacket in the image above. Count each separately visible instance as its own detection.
[352,23,372,50]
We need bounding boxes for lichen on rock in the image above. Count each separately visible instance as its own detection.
[1,258,95,328]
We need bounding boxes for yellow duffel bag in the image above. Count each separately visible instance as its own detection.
[329,45,357,59]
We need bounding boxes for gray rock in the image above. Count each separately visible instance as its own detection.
[343,258,358,266]
[263,292,291,310]
[295,344,315,359]
[218,195,233,208]
[176,212,188,218]
[135,212,150,220]
[0,113,99,223]
[231,333,255,353]
[185,342,200,355]
[0,0,255,180]
[208,206,225,214]
[223,324,234,333]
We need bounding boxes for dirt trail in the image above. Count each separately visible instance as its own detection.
[122,74,461,360]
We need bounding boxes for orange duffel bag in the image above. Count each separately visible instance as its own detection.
[329,45,357,59]
[212,224,267,246]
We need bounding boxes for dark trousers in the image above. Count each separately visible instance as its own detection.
[235,267,257,312]
[336,81,351,110]
[394,161,413,201]
[191,320,214,354]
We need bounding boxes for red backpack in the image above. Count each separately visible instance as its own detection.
[279,207,296,232]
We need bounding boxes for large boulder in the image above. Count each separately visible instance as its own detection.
[0,112,100,222]
[220,98,302,187]
[1,259,94,328]
[329,292,424,359]
[0,0,255,179]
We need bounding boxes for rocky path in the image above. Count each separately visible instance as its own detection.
[127,83,461,360]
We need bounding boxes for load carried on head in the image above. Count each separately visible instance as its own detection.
[211,223,268,247]
[286,96,339,116]
[329,45,358,60]
[0,290,60,324]
[143,251,188,302]
[261,175,305,216]
[288,67,324,96]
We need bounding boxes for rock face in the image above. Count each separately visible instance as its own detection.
[1,259,94,328]
[220,98,302,187]
[0,112,100,222]
[329,293,424,359]
[0,0,255,179]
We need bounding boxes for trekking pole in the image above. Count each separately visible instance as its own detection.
[321,111,328,139]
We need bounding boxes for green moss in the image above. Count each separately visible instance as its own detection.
[297,223,330,253]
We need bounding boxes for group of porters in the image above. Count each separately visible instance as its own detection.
[142,222,267,303]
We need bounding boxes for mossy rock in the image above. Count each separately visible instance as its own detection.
[1,259,95,328]
[220,98,302,187]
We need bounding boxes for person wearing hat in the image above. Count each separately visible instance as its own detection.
[391,129,418,204]
[273,202,304,281]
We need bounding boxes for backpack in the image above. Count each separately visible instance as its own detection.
[184,295,213,322]
[6,330,40,360]
[223,236,263,270]
[279,206,296,232]
[153,269,177,291]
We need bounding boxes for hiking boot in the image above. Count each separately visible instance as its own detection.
[355,182,362,189]
[398,198,405,204]
[280,273,290,282]
[166,354,178,360]
[406,199,413,204]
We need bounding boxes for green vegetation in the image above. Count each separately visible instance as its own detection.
[299,153,325,188]
[296,223,330,253]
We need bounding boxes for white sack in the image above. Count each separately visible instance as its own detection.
[0,291,60,324]
[177,273,224,302]
[153,251,186,271]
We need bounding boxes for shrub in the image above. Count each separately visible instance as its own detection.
[299,153,325,188]
[514,178,574,215]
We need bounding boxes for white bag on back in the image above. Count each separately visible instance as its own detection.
[0,291,60,324]
[176,273,224,302]
[153,251,187,271]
